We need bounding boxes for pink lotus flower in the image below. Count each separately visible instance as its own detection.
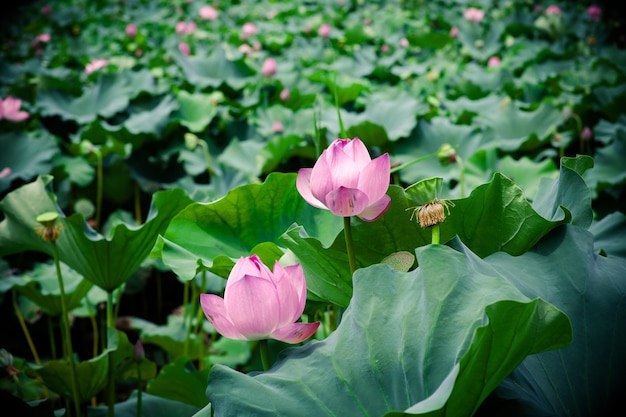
[280,88,290,101]
[297,138,391,221]
[271,120,284,133]
[400,38,409,48]
[41,5,51,15]
[178,42,191,56]
[200,255,320,343]
[488,56,501,67]
[0,167,11,179]
[545,5,561,15]
[241,22,257,40]
[176,21,197,35]
[32,33,50,48]
[85,59,108,74]
[464,7,484,23]
[588,4,602,21]
[199,5,218,20]
[239,43,253,56]
[261,57,277,77]
[0,97,30,122]
[581,126,593,141]
[449,26,459,38]
[126,23,137,38]
[318,23,332,38]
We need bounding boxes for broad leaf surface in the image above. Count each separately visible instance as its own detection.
[200,243,571,416]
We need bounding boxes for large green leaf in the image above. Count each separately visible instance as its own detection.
[152,173,343,281]
[0,176,193,291]
[36,73,132,124]
[0,261,92,316]
[175,91,218,133]
[481,225,626,416]
[173,45,254,90]
[146,357,210,408]
[0,132,58,193]
[199,243,571,416]
[87,392,199,417]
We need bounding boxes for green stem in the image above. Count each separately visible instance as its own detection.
[457,156,466,198]
[51,242,81,417]
[333,73,347,138]
[343,217,357,275]
[48,316,57,360]
[431,224,440,245]
[95,149,103,231]
[198,140,214,179]
[134,182,142,225]
[106,291,115,417]
[390,152,438,174]
[259,339,271,371]
[182,280,190,357]
[12,292,41,365]
[136,364,142,417]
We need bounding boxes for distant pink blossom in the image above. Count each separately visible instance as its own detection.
[488,56,501,67]
[588,4,602,21]
[449,26,459,38]
[400,38,409,48]
[464,7,484,23]
[41,5,51,15]
[0,167,11,179]
[0,97,30,122]
[380,44,389,53]
[126,23,137,38]
[318,23,332,38]
[239,43,253,56]
[266,10,278,19]
[364,17,371,25]
[85,59,108,74]
[534,5,543,13]
[280,88,290,101]
[261,57,277,77]
[178,42,191,56]
[271,121,284,133]
[135,49,143,57]
[241,22,257,40]
[253,41,262,51]
[545,5,561,15]
[176,21,197,35]
[32,33,50,47]
[199,5,218,20]
[581,126,593,141]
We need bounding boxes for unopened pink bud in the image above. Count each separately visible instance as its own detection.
[271,120,284,133]
[126,23,137,38]
[280,88,290,101]
[178,42,191,56]
[318,23,332,38]
[261,57,277,77]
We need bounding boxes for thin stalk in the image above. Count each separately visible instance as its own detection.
[134,182,142,225]
[343,217,357,275]
[95,149,103,231]
[89,309,99,359]
[333,74,347,138]
[390,152,438,174]
[182,280,191,357]
[457,156,466,198]
[51,242,81,417]
[12,292,41,365]
[198,140,214,179]
[431,224,440,245]
[259,339,270,371]
[48,316,57,360]
[106,290,115,417]
[136,364,143,417]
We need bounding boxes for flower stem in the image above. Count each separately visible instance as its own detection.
[51,241,81,417]
[136,364,143,417]
[457,156,466,198]
[343,217,357,275]
[198,139,214,179]
[431,224,440,245]
[106,290,115,417]
[12,292,41,366]
[390,152,438,174]
[95,149,103,231]
[259,339,270,371]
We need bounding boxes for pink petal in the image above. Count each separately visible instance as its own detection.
[224,275,280,340]
[325,186,369,217]
[296,168,327,209]
[357,153,390,202]
[308,155,337,205]
[358,194,391,222]
[271,322,320,344]
[343,138,372,169]
[227,255,273,289]
[322,142,361,189]
[200,294,246,340]
[272,263,306,325]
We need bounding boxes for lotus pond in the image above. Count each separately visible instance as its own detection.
[1,0,625,416]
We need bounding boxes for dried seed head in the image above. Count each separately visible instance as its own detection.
[406,198,454,228]
[35,211,61,242]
